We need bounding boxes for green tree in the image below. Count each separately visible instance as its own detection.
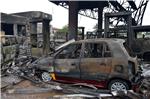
[56,25,82,39]
[57,25,82,34]
[57,25,68,33]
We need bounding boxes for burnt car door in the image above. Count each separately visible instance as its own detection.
[80,42,112,81]
[53,43,82,81]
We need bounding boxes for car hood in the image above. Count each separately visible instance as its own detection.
[33,56,53,65]
[55,39,75,51]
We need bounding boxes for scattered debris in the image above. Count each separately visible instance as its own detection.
[1,73,150,99]
[1,75,22,85]
[6,88,54,94]
[1,43,150,99]
[52,94,96,99]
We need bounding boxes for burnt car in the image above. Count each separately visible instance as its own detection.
[33,38,140,91]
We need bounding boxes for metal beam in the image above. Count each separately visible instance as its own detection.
[50,0,149,27]
[68,1,78,40]
[42,20,50,56]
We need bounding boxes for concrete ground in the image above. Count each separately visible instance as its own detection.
[1,80,64,99]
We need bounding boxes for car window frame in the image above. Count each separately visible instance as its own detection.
[82,41,112,58]
[54,42,83,59]
[103,42,112,57]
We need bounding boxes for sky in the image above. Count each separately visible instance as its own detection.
[0,0,150,32]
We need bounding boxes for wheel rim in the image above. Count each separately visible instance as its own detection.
[111,82,127,91]
[41,72,51,82]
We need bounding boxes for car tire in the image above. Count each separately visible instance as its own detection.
[108,79,129,91]
[40,71,52,82]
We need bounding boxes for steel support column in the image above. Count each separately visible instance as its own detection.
[13,24,18,36]
[68,1,78,40]
[81,27,85,40]
[104,12,133,46]
[78,27,85,40]
[42,20,50,56]
[30,22,37,47]
[98,7,103,38]
[104,15,109,38]
[127,15,132,47]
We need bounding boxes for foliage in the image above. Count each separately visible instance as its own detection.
[57,25,68,34]
[57,25,82,34]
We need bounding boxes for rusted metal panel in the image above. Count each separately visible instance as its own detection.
[1,13,27,24]
[11,11,52,22]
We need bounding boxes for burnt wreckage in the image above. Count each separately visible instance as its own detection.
[33,39,141,91]
[1,0,150,98]
[1,11,52,82]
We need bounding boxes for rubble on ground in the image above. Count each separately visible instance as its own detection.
[1,75,150,99]
[1,57,150,99]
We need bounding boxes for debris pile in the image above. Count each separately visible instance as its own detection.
[138,78,150,98]
[1,56,150,99]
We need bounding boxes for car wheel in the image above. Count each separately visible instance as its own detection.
[41,72,52,82]
[108,80,129,91]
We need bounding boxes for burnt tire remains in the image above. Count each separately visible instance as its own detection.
[108,79,129,91]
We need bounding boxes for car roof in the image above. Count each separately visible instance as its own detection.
[75,38,125,44]
[54,38,125,51]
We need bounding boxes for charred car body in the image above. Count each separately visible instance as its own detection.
[33,38,141,91]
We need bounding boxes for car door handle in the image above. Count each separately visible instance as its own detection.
[100,63,106,66]
[71,63,76,66]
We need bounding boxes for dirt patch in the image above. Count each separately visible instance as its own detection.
[2,80,64,99]
[13,80,37,89]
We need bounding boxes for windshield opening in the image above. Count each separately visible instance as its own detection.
[123,43,136,57]
[48,39,75,55]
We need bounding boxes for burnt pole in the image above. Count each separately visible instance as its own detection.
[97,2,108,38]
[42,19,50,56]
[30,22,37,47]
[97,7,103,38]
[68,1,78,40]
